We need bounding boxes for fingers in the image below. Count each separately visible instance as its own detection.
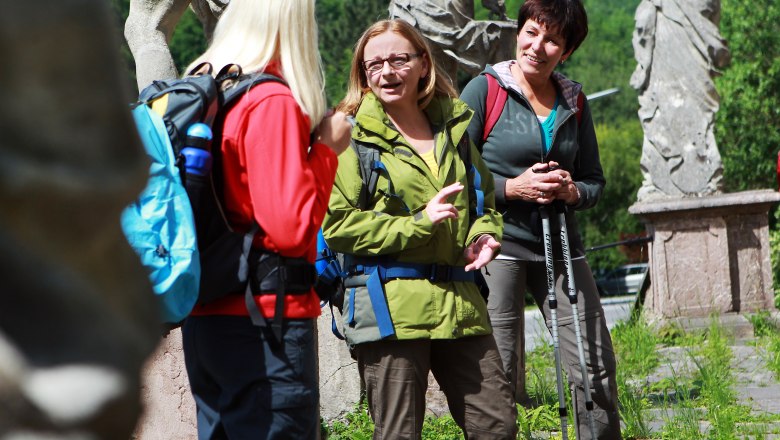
[426,183,464,224]
[464,237,500,271]
[464,250,491,271]
[316,110,351,155]
[427,203,459,224]
[430,182,464,204]
[526,162,574,203]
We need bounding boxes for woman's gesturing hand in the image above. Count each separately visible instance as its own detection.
[426,183,463,225]
[464,234,501,271]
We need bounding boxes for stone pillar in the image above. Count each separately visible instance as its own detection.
[629,190,780,321]
[317,308,362,420]
[134,331,197,439]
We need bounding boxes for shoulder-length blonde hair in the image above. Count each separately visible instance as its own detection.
[337,19,458,116]
[186,0,326,129]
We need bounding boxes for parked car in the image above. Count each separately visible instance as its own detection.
[595,263,648,297]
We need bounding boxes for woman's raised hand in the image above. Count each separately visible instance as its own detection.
[425,182,463,225]
[314,110,351,155]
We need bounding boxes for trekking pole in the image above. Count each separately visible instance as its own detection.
[555,201,598,439]
[540,205,570,440]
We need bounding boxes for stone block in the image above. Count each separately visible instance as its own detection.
[630,190,780,321]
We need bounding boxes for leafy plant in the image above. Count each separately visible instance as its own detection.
[517,404,572,439]
[420,414,463,439]
[326,403,374,440]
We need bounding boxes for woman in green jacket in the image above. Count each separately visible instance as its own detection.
[322,19,517,440]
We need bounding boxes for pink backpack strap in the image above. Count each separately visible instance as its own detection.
[483,74,508,143]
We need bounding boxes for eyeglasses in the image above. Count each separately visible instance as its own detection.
[362,53,422,74]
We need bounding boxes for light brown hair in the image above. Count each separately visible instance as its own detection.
[336,19,457,115]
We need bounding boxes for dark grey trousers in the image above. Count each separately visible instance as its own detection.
[354,335,518,440]
[484,257,622,440]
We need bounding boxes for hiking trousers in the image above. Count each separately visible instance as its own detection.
[354,335,518,440]
[182,315,318,440]
[484,257,622,440]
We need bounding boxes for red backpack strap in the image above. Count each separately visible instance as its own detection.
[576,91,585,126]
[483,74,508,143]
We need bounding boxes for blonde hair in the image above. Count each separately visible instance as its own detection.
[337,19,458,116]
[186,0,326,129]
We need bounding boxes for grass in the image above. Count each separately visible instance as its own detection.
[323,311,780,439]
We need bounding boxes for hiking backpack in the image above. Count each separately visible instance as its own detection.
[121,63,290,325]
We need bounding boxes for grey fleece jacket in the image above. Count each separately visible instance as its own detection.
[461,61,605,259]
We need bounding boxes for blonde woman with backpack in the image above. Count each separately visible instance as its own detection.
[179,0,349,437]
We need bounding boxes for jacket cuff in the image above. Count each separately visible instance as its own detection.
[494,176,508,205]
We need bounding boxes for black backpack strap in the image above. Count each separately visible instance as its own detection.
[353,140,382,211]
[219,70,288,109]
[347,116,382,211]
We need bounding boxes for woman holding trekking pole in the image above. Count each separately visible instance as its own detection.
[322,19,517,439]
[461,0,621,438]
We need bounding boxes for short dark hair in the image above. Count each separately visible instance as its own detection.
[516,0,589,54]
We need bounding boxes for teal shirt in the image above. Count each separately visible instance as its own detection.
[539,94,559,154]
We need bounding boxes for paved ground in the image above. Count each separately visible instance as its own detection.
[524,294,635,351]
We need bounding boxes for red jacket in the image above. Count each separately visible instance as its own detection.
[191,66,337,319]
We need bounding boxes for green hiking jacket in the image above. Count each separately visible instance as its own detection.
[322,93,503,344]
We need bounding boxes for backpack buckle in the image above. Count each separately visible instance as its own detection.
[429,265,451,283]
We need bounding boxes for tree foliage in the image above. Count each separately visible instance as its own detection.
[316,0,388,106]
[106,0,776,294]
[578,120,644,268]
[715,0,780,192]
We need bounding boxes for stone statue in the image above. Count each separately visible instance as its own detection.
[125,0,228,89]
[0,0,160,437]
[630,0,731,201]
[389,0,517,81]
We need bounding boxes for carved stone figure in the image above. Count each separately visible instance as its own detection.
[0,0,159,437]
[389,0,517,81]
[630,0,731,201]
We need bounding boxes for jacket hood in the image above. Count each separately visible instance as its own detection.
[481,61,584,113]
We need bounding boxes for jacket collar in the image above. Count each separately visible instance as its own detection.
[353,93,472,151]
[485,60,583,113]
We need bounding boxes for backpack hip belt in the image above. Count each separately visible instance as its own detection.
[341,257,477,340]
[344,259,476,287]
[244,251,317,345]
[250,252,317,295]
